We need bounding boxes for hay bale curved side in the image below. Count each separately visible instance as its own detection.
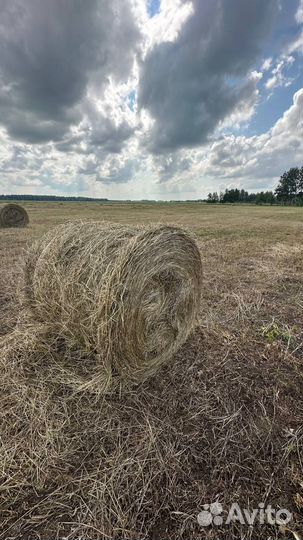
[23,221,202,390]
[0,203,29,228]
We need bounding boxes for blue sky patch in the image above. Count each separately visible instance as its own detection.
[127,90,137,112]
[147,0,160,18]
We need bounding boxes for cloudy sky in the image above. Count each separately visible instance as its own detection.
[0,0,302,200]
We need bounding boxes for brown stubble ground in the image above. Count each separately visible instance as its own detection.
[0,201,302,539]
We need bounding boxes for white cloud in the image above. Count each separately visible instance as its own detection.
[145,0,194,48]
[296,0,303,23]
[261,57,272,71]
[219,71,263,130]
[265,55,295,90]
[132,0,194,53]
[199,88,303,191]
[288,31,303,55]
[262,3,303,93]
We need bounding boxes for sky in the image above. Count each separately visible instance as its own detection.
[0,0,302,200]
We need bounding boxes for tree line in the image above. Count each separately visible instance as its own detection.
[207,189,276,204]
[0,194,108,202]
[206,166,303,205]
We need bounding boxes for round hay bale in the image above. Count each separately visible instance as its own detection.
[0,203,29,228]
[23,221,202,391]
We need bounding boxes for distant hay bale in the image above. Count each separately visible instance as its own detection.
[0,203,29,228]
[23,221,202,391]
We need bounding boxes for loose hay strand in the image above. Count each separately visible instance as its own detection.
[21,221,203,392]
[0,203,29,228]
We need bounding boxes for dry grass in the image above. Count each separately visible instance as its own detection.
[0,202,303,539]
[0,203,29,228]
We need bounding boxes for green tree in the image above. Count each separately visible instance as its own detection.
[297,166,303,197]
[207,192,219,203]
[275,167,301,204]
[255,191,276,205]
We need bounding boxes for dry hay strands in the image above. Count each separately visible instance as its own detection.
[22,221,202,392]
[0,203,29,228]
[0,323,52,375]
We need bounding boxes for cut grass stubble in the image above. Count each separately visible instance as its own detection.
[0,205,302,539]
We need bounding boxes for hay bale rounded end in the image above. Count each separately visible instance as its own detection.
[0,203,29,228]
[23,221,202,391]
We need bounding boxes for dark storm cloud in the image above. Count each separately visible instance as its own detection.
[88,114,135,153]
[54,115,135,155]
[0,0,140,144]
[138,0,277,154]
[55,135,89,154]
[156,154,192,182]
[96,159,138,184]
[78,155,138,183]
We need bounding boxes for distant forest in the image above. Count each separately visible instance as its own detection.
[0,194,108,202]
[206,189,276,205]
[206,166,303,205]
[1,166,303,205]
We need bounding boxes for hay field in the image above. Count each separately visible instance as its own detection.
[0,201,303,539]
[1,201,303,338]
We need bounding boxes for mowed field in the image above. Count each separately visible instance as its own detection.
[1,201,303,338]
[1,202,303,539]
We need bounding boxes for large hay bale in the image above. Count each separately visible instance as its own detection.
[0,203,29,228]
[23,221,202,391]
